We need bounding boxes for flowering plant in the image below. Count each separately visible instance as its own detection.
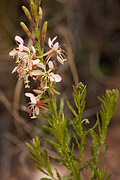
[9,0,118,179]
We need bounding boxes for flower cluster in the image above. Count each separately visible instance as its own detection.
[9,35,66,118]
[9,0,67,118]
[9,35,39,88]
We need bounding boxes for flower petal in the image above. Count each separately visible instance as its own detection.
[28,59,32,70]
[52,36,57,44]
[32,70,43,76]
[35,106,39,115]
[12,66,18,73]
[52,74,62,82]
[31,45,36,54]
[19,44,30,54]
[49,76,54,82]
[15,35,24,45]
[18,51,28,59]
[25,93,36,104]
[37,63,46,71]
[48,61,54,70]
[48,37,52,48]
[19,44,24,51]
[32,59,40,65]
[53,42,59,50]
[33,89,44,94]
[9,49,17,56]
[57,55,64,64]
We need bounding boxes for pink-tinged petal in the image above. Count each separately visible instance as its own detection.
[28,59,32,70]
[18,51,28,59]
[9,49,17,56]
[31,45,36,54]
[33,89,44,94]
[57,55,64,64]
[15,35,24,45]
[48,61,54,70]
[53,42,59,50]
[49,76,54,82]
[40,81,45,88]
[12,66,18,73]
[32,59,40,65]
[35,106,39,115]
[25,93,36,104]
[52,74,62,82]
[19,44,24,51]
[48,38,52,48]
[52,36,57,44]
[37,63,46,71]
[48,36,57,48]
[32,70,43,76]
[19,44,30,54]
[23,46,30,54]
[49,72,55,82]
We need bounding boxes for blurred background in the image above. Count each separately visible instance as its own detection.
[0,0,120,179]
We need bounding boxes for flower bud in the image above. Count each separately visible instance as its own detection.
[85,119,90,125]
[42,21,48,48]
[30,2,36,23]
[76,82,85,92]
[22,6,34,28]
[38,7,42,28]
[20,22,35,43]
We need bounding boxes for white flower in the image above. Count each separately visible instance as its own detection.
[25,93,49,118]
[31,61,62,82]
[47,36,67,64]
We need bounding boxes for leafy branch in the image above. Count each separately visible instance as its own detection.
[9,0,119,179]
[26,83,118,180]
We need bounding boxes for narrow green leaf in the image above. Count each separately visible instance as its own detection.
[26,142,34,151]
[59,99,64,117]
[97,113,101,135]
[105,173,112,180]
[42,149,53,176]
[26,143,39,159]
[73,93,78,108]
[54,168,61,179]
[27,153,41,164]
[98,96,107,111]
[90,130,100,147]
[35,136,41,152]
[67,101,78,118]
[49,128,62,144]
[34,164,49,176]
[43,139,61,151]
[62,128,68,149]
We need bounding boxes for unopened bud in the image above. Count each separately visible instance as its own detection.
[20,22,35,43]
[42,21,48,48]
[76,82,85,92]
[22,6,34,28]
[30,2,36,23]
[42,21,48,37]
[85,119,90,125]
[38,7,42,27]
